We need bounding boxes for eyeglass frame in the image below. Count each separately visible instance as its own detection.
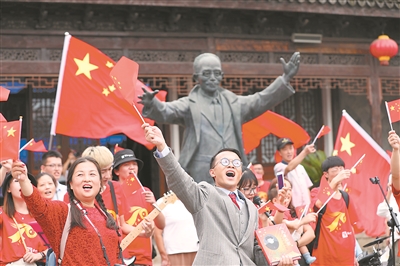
[241,187,258,194]
[213,158,243,168]
[196,69,223,78]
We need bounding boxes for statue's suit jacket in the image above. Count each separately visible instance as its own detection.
[155,151,268,266]
[143,76,294,176]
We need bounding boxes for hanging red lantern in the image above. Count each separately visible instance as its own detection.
[370,35,399,66]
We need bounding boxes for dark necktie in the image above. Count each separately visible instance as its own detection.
[213,98,223,133]
[229,192,240,210]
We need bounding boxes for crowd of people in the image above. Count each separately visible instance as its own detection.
[0,50,399,266]
[1,126,400,266]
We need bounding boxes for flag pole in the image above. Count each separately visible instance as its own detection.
[132,104,146,124]
[247,162,252,169]
[317,184,347,214]
[132,171,146,192]
[19,138,34,153]
[312,125,325,145]
[50,32,71,150]
[350,154,365,171]
[18,116,23,160]
[385,101,394,131]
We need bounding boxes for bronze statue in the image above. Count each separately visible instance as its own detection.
[139,52,300,184]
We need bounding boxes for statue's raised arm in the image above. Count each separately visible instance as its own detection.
[281,52,301,84]
[138,87,159,106]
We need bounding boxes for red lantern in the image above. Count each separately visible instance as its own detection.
[370,35,399,66]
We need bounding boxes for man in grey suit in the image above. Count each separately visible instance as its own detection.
[139,52,300,184]
[142,123,297,266]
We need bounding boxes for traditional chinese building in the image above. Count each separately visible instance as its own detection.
[1,0,399,195]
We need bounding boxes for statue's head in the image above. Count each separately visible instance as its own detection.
[193,53,224,95]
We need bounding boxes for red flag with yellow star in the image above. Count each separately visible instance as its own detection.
[50,35,166,149]
[316,175,335,205]
[258,200,289,215]
[0,120,21,161]
[24,139,48,152]
[333,110,391,237]
[386,99,400,123]
[110,56,139,105]
[121,173,143,197]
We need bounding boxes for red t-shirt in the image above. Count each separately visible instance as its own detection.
[312,196,359,266]
[123,187,153,265]
[0,208,47,265]
[102,181,129,223]
[24,187,121,266]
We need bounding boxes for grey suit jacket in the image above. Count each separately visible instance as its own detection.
[143,76,295,171]
[156,151,268,266]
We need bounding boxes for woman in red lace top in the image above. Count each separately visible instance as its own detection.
[11,157,122,266]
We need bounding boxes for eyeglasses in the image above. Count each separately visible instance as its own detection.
[44,164,62,169]
[214,158,242,168]
[198,69,223,78]
[241,187,258,194]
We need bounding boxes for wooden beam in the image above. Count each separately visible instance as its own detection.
[2,61,399,79]
[4,0,399,18]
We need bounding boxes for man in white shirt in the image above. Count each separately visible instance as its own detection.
[273,138,314,207]
[40,150,67,200]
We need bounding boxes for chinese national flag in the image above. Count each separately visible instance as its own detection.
[0,86,10,101]
[242,111,310,155]
[333,110,391,237]
[258,201,289,215]
[0,120,21,161]
[316,175,335,205]
[110,56,139,105]
[387,99,400,123]
[50,35,166,150]
[121,174,143,197]
[24,139,48,152]
[0,113,7,122]
[295,204,313,219]
[317,125,331,139]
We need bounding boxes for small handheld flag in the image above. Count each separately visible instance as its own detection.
[385,99,400,130]
[312,125,331,145]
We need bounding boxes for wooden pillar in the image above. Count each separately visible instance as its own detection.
[368,58,382,145]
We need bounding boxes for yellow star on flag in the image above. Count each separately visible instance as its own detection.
[391,105,395,111]
[340,133,355,156]
[108,84,116,92]
[7,126,16,137]
[106,61,114,68]
[102,88,110,97]
[74,53,99,80]
[332,150,338,156]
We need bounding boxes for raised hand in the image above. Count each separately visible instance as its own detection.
[11,160,28,181]
[388,130,400,150]
[138,87,159,105]
[1,159,12,172]
[281,52,301,84]
[142,123,167,151]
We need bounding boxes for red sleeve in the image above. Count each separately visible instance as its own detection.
[22,187,69,259]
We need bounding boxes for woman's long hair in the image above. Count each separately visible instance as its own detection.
[3,175,17,218]
[66,156,118,231]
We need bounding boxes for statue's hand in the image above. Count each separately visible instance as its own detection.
[280,52,300,84]
[138,87,159,105]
